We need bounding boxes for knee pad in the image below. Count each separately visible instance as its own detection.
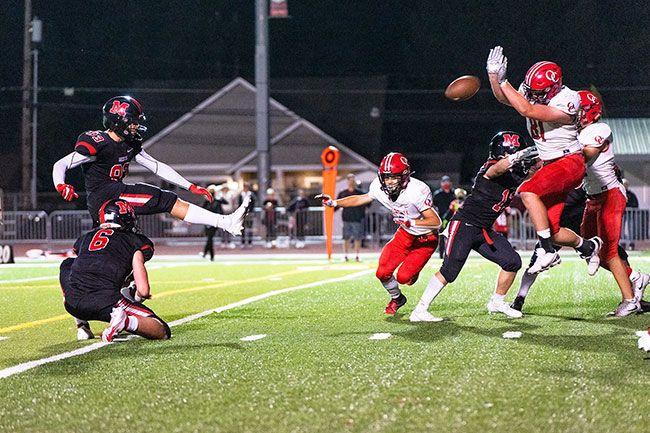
[503,255,522,273]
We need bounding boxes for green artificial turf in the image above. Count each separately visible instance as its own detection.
[0,256,648,433]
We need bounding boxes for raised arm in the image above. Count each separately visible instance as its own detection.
[135,150,213,202]
[498,81,574,124]
[486,46,511,106]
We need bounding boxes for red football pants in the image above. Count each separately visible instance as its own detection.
[518,153,585,234]
[581,187,627,261]
[376,228,438,285]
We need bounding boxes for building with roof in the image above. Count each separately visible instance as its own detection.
[128,78,378,198]
[608,118,650,207]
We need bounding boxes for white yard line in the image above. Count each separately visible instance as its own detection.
[240,334,267,341]
[0,269,373,379]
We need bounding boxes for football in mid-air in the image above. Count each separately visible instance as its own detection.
[444,75,481,101]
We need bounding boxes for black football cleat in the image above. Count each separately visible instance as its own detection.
[510,296,526,312]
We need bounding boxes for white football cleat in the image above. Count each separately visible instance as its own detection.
[409,310,444,322]
[581,237,602,276]
[631,271,650,302]
[637,331,650,352]
[222,195,251,236]
[612,299,641,317]
[527,248,560,274]
[487,299,523,318]
[101,306,127,343]
[76,320,94,340]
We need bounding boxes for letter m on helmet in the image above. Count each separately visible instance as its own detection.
[502,134,520,148]
[109,101,130,116]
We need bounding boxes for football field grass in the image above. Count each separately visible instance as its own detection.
[0,254,649,433]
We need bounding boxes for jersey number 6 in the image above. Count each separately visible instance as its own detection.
[89,229,114,251]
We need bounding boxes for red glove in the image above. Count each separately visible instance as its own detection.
[56,184,78,201]
[190,184,213,202]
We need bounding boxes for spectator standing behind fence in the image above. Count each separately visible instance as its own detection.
[337,174,366,262]
[622,178,639,250]
[263,188,279,249]
[201,185,228,261]
[287,189,310,249]
[432,175,455,258]
[238,183,256,249]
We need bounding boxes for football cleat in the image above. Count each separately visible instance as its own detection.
[384,294,407,315]
[612,299,641,317]
[101,306,127,343]
[527,248,561,274]
[222,195,251,236]
[487,299,523,318]
[76,320,94,340]
[409,310,444,322]
[640,300,650,313]
[510,296,526,312]
[631,271,650,303]
[580,237,602,276]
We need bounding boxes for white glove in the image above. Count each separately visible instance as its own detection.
[638,331,650,352]
[120,281,145,303]
[315,194,337,208]
[486,46,508,84]
[507,147,539,166]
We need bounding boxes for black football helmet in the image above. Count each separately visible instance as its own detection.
[98,199,138,232]
[102,96,147,139]
[488,131,528,160]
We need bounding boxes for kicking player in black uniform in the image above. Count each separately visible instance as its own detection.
[52,96,249,234]
[409,131,538,321]
[60,199,171,342]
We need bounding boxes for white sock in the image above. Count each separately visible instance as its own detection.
[517,272,538,298]
[536,229,551,239]
[184,203,227,228]
[125,316,139,332]
[491,293,506,302]
[415,276,446,312]
[74,317,89,327]
[381,276,401,299]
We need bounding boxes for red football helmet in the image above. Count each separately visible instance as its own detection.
[378,152,410,199]
[523,61,562,104]
[577,90,602,127]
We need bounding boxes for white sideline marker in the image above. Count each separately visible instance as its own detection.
[502,331,522,339]
[240,334,267,341]
[369,333,391,340]
[0,269,374,379]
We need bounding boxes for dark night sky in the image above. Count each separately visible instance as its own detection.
[1,0,649,193]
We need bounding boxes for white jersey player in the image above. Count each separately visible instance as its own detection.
[317,152,441,315]
[578,90,649,316]
[486,46,601,276]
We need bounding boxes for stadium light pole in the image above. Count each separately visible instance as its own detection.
[255,0,271,202]
[20,0,33,210]
[30,17,42,209]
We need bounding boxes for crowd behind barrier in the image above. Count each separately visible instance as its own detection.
[1,207,649,249]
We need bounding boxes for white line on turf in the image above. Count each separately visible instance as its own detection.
[0,268,373,379]
[0,275,59,284]
[0,336,8,341]
[240,334,267,341]
[369,333,391,340]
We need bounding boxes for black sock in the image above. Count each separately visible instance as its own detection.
[576,239,594,256]
[538,236,555,253]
